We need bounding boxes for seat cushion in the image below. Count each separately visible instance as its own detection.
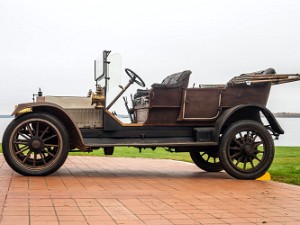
[151,70,191,88]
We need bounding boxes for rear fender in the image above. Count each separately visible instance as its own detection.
[213,104,284,142]
[12,102,87,151]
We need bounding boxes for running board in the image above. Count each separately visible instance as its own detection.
[83,137,218,148]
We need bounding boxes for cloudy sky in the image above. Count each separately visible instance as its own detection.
[0,0,300,114]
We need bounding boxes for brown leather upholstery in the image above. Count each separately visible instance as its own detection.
[151,70,191,88]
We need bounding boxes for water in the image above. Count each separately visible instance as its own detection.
[0,118,12,142]
[0,117,299,146]
[273,118,299,146]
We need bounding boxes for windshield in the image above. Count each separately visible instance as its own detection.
[106,53,122,110]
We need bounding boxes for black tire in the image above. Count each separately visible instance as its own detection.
[219,120,274,180]
[2,113,69,176]
[190,147,223,172]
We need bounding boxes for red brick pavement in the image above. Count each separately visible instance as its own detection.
[0,154,299,225]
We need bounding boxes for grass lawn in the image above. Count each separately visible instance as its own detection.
[0,144,299,185]
[268,147,300,185]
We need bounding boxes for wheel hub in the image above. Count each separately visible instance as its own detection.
[29,138,44,152]
[243,144,255,156]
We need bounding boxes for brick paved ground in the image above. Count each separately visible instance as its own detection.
[0,154,299,225]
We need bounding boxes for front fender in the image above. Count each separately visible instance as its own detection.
[12,102,87,151]
[213,104,284,141]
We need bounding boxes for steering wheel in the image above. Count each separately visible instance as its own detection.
[125,68,146,87]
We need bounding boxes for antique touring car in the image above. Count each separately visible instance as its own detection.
[2,50,300,179]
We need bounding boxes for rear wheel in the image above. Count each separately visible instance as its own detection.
[2,113,69,176]
[190,147,223,172]
[219,120,274,179]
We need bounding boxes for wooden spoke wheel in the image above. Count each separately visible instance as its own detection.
[190,147,223,172]
[219,120,274,179]
[2,113,69,176]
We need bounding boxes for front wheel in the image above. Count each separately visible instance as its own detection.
[219,120,274,180]
[2,113,69,176]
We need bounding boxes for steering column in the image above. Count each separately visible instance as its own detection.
[106,68,145,110]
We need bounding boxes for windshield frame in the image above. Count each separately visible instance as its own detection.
[93,50,123,110]
[94,50,111,98]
